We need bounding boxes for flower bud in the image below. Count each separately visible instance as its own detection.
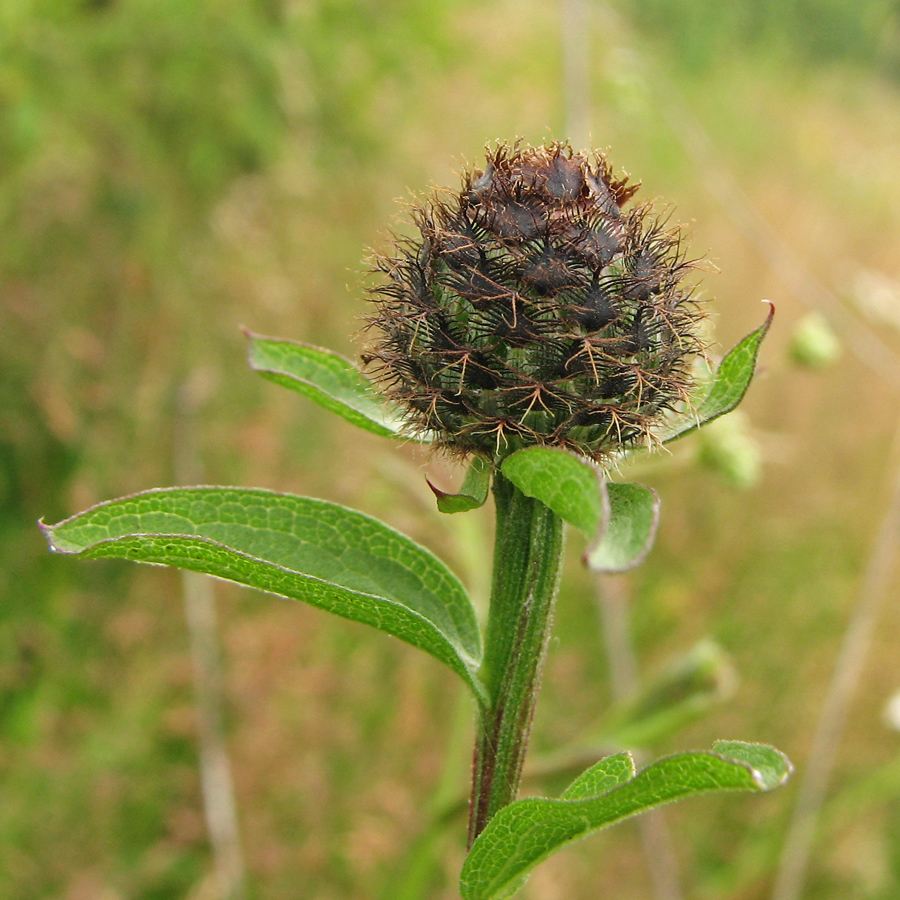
[364,142,706,461]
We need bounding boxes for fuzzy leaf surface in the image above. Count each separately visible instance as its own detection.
[664,303,774,443]
[43,487,483,702]
[246,333,417,440]
[500,448,658,571]
[460,741,791,900]
[429,456,492,514]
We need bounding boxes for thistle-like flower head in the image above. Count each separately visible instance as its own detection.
[364,142,706,461]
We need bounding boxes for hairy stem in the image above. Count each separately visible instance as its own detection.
[467,471,565,847]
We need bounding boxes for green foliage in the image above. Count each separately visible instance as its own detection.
[620,0,900,74]
[460,742,792,900]
[500,448,660,572]
[560,751,637,799]
[42,487,486,703]
[0,0,284,228]
[291,0,459,164]
[663,303,774,443]
[6,0,818,893]
[789,312,842,369]
[591,482,660,571]
[430,456,492,514]
[1,4,291,893]
[246,333,412,439]
[501,448,607,537]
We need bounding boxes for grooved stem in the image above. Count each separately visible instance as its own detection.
[467,472,565,847]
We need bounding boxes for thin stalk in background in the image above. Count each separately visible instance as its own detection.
[592,0,900,387]
[175,377,247,900]
[561,0,590,150]
[771,418,900,900]
[596,574,684,900]
[468,472,566,846]
[559,4,686,893]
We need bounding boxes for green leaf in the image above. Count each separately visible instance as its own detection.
[588,482,659,572]
[501,447,607,537]
[500,448,658,572]
[460,741,792,900]
[664,302,774,443]
[428,456,492,514]
[245,332,421,440]
[560,752,636,800]
[43,487,484,704]
[711,741,792,791]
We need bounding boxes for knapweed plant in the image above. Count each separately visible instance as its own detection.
[43,143,790,898]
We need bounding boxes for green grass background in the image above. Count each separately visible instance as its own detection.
[3,0,900,897]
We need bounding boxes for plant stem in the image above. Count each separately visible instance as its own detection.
[467,471,566,847]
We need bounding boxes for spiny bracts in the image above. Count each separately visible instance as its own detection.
[364,142,707,462]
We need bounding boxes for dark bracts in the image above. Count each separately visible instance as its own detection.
[365,142,706,462]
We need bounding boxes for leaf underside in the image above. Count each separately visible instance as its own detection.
[42,487,484,703]
[429,456,492,514]
[588,482,659,572]
[460,741,792,900]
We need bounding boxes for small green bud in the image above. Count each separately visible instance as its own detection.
[695,411,762,489]
[789,312,841,369]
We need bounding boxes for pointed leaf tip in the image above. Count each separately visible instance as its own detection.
[429,456,492,514]
[664,303,774,444]
[245,332,421,440]
[43,486,485,704]
[460,740,792,899]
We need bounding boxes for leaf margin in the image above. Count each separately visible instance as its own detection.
[500,446,659,572]
[41,485,486,705]
[663,302,775,444]
[428,455,493,514]
[244,330,421,441]
[460,740,791,900]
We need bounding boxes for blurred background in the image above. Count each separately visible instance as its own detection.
[3,0,900,897]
